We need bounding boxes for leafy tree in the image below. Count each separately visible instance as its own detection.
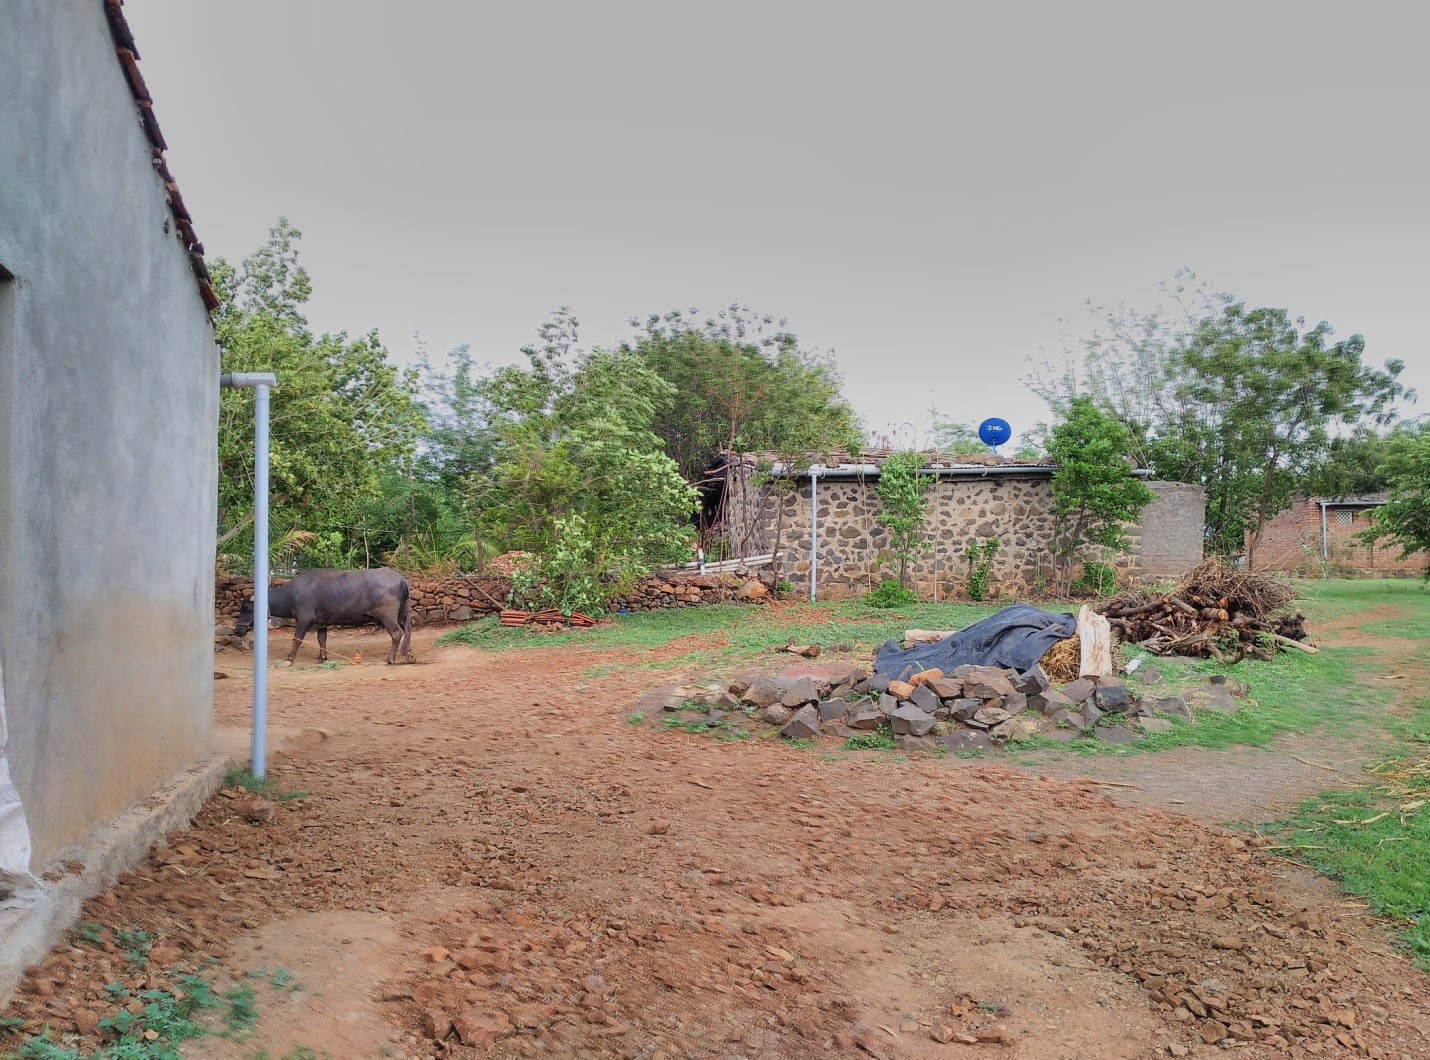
[622,305,863,482]
[214,220,423,567]
[1025,269,1228,468]
[1169,305,1408,565]
[1307,422,1424,500]
[1362,428,1430,578]
[416,342,500,491]
[476,313,700,613]
[875,451,934,590]
[1045,398,1155,595]
[1024,276,1415,562]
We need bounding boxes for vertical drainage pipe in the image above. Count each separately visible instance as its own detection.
[1320,500,1329,574]
[809,466,821,602]
[220,372,278,779]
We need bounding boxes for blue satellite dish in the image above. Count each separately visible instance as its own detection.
[978,417,1012,448]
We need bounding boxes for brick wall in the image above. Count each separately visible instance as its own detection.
[1253,500,1426,576]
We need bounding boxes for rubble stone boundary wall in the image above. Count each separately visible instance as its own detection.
[215,570,768,627]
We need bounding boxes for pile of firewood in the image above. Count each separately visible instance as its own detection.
[499,609,597,629]
[1098,558,1312,663]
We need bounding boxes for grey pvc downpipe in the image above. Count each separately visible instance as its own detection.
[1320,501,1330,570]
[220,372,277,779]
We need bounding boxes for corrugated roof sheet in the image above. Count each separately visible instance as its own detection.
[733,448,1056,472]
[103,0,217,313]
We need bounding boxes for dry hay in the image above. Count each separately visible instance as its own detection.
[1039,632,1127,682]
[1040,635,1082,683]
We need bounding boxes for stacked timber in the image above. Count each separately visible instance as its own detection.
[1097,558,1312,662]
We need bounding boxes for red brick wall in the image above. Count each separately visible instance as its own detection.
[1252,500,1425,575]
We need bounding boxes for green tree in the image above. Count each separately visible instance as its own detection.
[1025,269,1228,468]
[875,450,934,590]
[1362,427,1430,578]
[477,313,700,613]
[1024,276,1415,562]
[1046,398,1156,595]
[214,220,423,567]
[1169,305,1408,565]
[417,342,499,490]
[1307,422,1425,500]
[622,305,863,482]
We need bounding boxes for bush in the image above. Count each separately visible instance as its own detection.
[1073,561,1118,596]
[964,537,1001,601]
[865,579,916,608]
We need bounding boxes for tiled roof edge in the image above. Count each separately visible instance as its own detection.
[103,0,218,313]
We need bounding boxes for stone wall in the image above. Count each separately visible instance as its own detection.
[732,473,1205,600]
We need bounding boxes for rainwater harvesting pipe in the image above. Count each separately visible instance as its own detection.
[220,372,277,779]
[1320,501,1330,570]
[809,465,822,602]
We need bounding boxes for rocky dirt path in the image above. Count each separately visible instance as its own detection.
[3,625,1429,1059]
[1011,601,1429,822]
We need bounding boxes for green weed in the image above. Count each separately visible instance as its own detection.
[626,712,646,726]
[224,768,308,803]
[114,929,156,966]
[844,732,897,752]
[71,921,105,947]
[222,985,259,1038]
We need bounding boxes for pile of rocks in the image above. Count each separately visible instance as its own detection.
[661,660,1241,753]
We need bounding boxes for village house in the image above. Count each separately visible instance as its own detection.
[720,451,1206,599]
[1251,494,1424,576]
[1,0,223,997]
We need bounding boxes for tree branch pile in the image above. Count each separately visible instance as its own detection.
[1097,557,1311,662]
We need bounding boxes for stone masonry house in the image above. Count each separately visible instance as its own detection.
[1250,495,1424,576]
[1,0,222,996]
[722,452,1205,600]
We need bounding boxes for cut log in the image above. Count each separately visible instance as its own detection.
[1166,595,1199,616]
[903,629,957,648]
[1076,605,1113,678]
[1263,632,1319,654]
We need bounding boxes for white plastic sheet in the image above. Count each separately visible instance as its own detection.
[0,654,35,887]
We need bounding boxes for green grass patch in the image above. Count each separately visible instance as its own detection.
[435,600,1001,672]
[223,768,308,803]
[1268,757,1430,968]
[844,732,897,752]
[0,966,236,1060]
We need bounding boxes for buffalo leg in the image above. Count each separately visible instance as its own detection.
[317,627,329,662]
[286,620,312,664]
[381,617,402,665]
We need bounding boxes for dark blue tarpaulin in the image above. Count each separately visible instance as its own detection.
[874,604,1076,678]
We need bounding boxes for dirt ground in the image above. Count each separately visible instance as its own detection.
[5,622,1430,1059]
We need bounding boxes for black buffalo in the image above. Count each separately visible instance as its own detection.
[234,567,415,666]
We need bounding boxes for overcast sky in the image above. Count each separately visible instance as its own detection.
[125,1,1427,447]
